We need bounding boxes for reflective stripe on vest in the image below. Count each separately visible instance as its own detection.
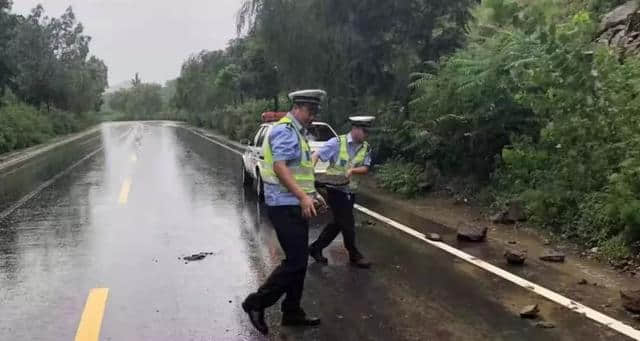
[261,116,316,194]
[326,135,369,191]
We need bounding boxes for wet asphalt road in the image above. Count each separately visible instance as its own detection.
[0,122,632,340]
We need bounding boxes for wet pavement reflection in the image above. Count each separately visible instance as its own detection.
[0,122,631,340]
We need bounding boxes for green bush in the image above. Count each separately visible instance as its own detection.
[0,92,97,155]
[207,99,272,141]
[375,0,640,255]
[375,159,425,198]
[0,102,53,153]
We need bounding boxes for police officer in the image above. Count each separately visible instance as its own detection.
[242,90,326,335]
[309,116,375,268]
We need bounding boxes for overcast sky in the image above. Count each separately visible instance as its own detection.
[12,0,241,87]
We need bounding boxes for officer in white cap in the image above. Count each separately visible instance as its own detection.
[309,115,375,268]
[242,89,326,335]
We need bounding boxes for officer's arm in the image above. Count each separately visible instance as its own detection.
[349,166,369,175]
[312,137,338,167]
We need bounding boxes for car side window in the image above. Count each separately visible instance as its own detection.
[253,127,265,147]
[255,126,269,147]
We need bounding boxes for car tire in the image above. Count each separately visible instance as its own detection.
[256,170,265,202]
[242,162,252,187]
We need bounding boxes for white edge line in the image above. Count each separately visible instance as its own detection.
[191,126,640,340]
[355,204,640,340]
[188,129,243,155]
[0,127,102,171]
[0,128,133,221]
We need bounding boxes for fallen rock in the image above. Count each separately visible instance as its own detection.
[315,173,350,186]
[621,289,640,313]
[506,200,527,222]
[600,0,640,32]
[183,252,215,262]
[535,321,556,329]
[457,224,488,242]
[520,304,540,319]
[540,251,566,263]
[427,233,442,242]
[505,249,527,265]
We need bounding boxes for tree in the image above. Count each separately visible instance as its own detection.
[131,73,142,88]
[7,5,106,113]
[0,0,17,98]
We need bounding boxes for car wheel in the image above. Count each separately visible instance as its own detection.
[242,162,252,187]
[256,171,265,202]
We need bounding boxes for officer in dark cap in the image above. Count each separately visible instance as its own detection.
[309,116,375,268]
[242,90,326,335]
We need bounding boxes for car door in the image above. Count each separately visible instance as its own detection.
[246,126,266,178]
[254,125,270,177]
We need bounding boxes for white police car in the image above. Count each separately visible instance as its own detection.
[241,112,338,200]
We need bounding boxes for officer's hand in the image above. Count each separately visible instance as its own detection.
[346,168,353,179]
[314,193,327,209]
[301,195,317,219]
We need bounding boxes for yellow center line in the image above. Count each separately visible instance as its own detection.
[118,177,132,205]
[75,288,109,341]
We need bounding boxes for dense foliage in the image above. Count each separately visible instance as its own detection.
[0,2,107,153]
[380,0,640,254]
[174,0,476,130]
[103,74,178,121]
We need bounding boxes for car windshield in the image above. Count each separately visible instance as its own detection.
[306,125,335,142]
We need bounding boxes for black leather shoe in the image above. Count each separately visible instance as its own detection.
[309,247,328,264]
[242,300,268,335]
[282,314,322,327]
[350,257,371,269]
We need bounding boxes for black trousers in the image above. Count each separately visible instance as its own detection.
[245,205,309,314]
[310,188,361,259]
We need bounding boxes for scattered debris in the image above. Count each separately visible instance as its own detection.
[590,247,599,253]
[508,240,517,245]
[457,224,488,242]
[505,249,527,265]
[535,321,556,329]
[427,233,442,242]
[578,279,588,285]
[520,304,540,319]
[621,290,640,313]
[540,251,566,263]
[183,251,215,262]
